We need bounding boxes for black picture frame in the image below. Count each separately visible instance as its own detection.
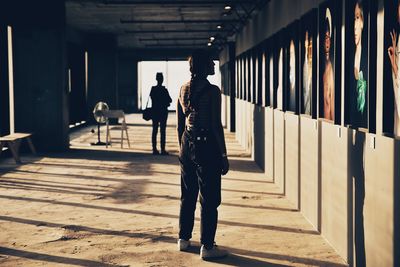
[319,0,342,124]
[268,39,274,108]
[285,20,300,114]
[300,9,318,118]
[256,44,264,106]
[345,0,377,132]
[247,51,252,103]
[273,30,286,110]
[383,0,399,137]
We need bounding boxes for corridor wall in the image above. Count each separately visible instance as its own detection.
[254,106,265,170]
[300,116,319,230]
[8,1,69,151]
[265,107,274,181]
[285,112,300,209]
[235,99,254,156]
[219,0,400,265]
[273,110,285,194]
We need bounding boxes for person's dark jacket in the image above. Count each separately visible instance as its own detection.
[150,85,172,117]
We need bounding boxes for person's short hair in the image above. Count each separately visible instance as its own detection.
[189,49,211,75]
[156,72,163,80]
[356,0,364,21]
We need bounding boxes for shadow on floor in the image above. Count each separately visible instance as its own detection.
[0,215,346,267]
[0,247,121,267]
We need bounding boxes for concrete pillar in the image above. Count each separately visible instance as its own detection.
[68,43,87,125]
[9,0,69,152]
[118,55,138,113]
[0,24,10,136]
[87,35,118,121]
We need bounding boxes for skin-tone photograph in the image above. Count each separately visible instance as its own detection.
[277,47,283,110]
[289,39,296,111]
[303,30,312,115]
[323,8,335,121]
[354,0,367,115]
[269,55,274,107]
[387,1,400,137]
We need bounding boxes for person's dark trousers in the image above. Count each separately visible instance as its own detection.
[178,129,222,248]
[152,111,168,152]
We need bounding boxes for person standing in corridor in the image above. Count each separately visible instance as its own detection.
[176,49,229,260]
[150,72,172,155]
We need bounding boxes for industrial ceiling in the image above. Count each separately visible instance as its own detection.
[66,0,268,50]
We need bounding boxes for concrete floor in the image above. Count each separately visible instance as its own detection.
[0,114,347,267]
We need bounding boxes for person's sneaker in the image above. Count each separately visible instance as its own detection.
[177,239,190,251]
[160,150,169,155]
[152,149,160,155]
[200,244,228,260]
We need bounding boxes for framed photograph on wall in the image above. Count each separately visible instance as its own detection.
[285,21,300,114]
[274,31,286,110]
[253,48,258,105]
[258,44,264,106]
[300,9,318,118]
[345,0,377,132]
[247,52,252,103]
[319,0,342,124]
[260,41,269,107]
[235,58,239,99]
[383,0,400,137]
[241,55,245,100]
[268,39,274,108]
[244,54,248,101]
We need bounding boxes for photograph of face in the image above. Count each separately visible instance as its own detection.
[386,0,400,136]
[303,30,313,115]
[322,7,335,121]
[288,39,296,112]
[269,54,274,107]
[277,47,283,110]
[347,0,369,129]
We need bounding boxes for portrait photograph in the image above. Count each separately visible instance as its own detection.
[266,39,274,108]
[269,50,274,108]
[247,53,252,102]
[345,0,370,130]
[300,9,318,118]
[243,54,247,100]
[257,45,264,106]
[383,0,400,137]
[274,31,285,111]
[319,0,342,123]
[285,21,299,113]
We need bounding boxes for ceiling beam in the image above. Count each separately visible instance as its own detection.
[103,0,257,5]
[120,19,238,24]
[145,43,208,47]
[125,29,230,34]
[139,37,216,41]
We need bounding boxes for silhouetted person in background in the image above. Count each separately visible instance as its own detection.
[150,72,172,155]
[176,49,229,260]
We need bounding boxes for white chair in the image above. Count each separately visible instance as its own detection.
[103,110,131,148]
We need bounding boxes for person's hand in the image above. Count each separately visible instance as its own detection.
[221,156,229,175]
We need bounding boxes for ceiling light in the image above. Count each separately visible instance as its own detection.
[207,42,212,47]
[210,37,215,41]
[224,5,232,10]
[217,25,222,29]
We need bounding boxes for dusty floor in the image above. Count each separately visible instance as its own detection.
[0,114,347,267]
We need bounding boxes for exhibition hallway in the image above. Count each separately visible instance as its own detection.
[0,114,346,267]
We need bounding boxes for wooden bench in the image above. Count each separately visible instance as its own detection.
[0,133,36,163]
